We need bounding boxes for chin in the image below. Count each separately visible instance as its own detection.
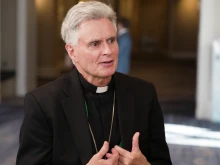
[100,69,116,78]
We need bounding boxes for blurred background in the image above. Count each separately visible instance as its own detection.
[1,0,220,164]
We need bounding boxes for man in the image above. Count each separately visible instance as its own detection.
[16,1,172,165]
[116,17,132,74]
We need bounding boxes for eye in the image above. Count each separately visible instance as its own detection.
[108,37,115,44]
[91,41,99,47]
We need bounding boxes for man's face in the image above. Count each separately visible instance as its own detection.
[70,18,118,79]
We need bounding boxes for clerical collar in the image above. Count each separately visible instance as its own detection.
[78,71,114,94]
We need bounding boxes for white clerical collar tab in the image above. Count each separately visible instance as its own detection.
[96,86,108,93]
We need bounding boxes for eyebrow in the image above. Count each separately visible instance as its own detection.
[89,39,101,43]
[87,35,117,44]
[108,36,116,40]
[108,35,117,40]
[87,39,101,46]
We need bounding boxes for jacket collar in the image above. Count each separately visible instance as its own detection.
[62,70,135,164]
[62,69,93,165]
[114,73,135,151]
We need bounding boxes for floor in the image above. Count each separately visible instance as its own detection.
[0,106,22,165]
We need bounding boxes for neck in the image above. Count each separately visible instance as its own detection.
[85,76,112,87]
[77,70,111,87]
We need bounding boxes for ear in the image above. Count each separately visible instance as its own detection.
[65,44,78,62]
[65,44,74,59]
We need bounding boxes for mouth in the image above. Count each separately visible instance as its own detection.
[100,60,114,66]
[102,60,113,64]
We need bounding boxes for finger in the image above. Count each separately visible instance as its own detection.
[107,148,119,165]
[114,145,130,157]
[111,148,119,155]
[132,132,140,152]
[106,153,113,159]
[110,148,119,160]
[118,155,128,164]
[118,161,125,165]
[96,141,109,159]
[106,147,119,159]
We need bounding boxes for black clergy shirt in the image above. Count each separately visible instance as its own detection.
[78,72,121,154]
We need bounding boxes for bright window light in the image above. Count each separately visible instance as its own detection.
[165,124,220,148]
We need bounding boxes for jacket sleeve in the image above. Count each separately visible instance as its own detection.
[147,84,172,165]
[16,93,52,165]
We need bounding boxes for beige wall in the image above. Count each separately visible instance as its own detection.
[1,0,17,98]
[36,0,59,77]
[140,0,168,54]
[1,0,17,70]
[118,0,199,58]
[119,0,141,54]
[118,0,168,55]
[36,0,79,78]
[169,0,199,58]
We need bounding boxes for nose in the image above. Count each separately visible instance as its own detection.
[102,42,112,55]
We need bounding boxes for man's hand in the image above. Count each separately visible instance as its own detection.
[115,132,150,165]
[87,141,119,165]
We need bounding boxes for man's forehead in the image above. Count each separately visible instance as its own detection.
[79,33,116,44]
[78,18,115,30]
[77,18,116,42]
[79,17,113,26]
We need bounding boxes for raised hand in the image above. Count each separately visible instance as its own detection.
[87,141,119,165]
[115,132,150,165]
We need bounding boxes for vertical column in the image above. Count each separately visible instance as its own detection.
[212,40,220,122]
[16,0,36,96]
[0,0,2,102]
[196,0,220,121]
[0,0,1,102]
[16,0,27,96]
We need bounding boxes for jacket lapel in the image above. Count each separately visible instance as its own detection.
[61,70,93,165]
[115,73,135,152]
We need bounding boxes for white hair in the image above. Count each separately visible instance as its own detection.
[61,1,117,45]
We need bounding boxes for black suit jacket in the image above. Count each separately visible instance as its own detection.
[16,69,172,165]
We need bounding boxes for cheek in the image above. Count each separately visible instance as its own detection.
[75,49,88,63]
[111,43,119,56]
[83,52,97,66]
[72,48,81,62]
[113,45,119,57]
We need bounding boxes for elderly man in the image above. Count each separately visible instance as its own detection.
[16,1,172,165]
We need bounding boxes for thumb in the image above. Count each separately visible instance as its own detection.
[96,141,109,159]
[132,132,140,152]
